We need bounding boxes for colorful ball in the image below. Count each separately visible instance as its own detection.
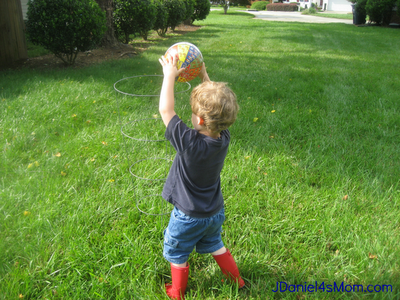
[164,42,203,82]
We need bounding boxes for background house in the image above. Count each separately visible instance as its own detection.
[20,0,28,19]
[20,0,352,18]
[325,0,352,11]
[280,0,352,11]
[18,0,398,22]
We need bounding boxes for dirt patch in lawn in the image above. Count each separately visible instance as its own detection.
[8,24,201,70]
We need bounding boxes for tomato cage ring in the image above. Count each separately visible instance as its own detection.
[114,75,189,217]
[121,118,167,142]
[129,157,172,181]
[113,74,191,97]
[135,194,171,216]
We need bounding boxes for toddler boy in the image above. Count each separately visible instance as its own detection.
[158,54,244,300]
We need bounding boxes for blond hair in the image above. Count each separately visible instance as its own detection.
[190,81,239,133]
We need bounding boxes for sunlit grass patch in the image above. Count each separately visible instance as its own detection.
[1,10,400,299]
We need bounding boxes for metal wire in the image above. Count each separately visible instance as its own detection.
[114,75,184,217]
[121,118,166,142]
[113,74,191,97]
[135,195,171,216]
[129,157,171,181]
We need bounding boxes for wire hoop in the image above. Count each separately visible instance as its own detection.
[129,157,172,181]
[113,74,191,97]
[114,75,189,217]
[121,118,166,142]
[136,194,171,216]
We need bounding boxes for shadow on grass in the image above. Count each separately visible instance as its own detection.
[2,13,400,298]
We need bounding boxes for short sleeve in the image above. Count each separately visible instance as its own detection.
[165,115,197,153]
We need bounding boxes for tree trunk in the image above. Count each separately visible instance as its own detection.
[0,0,28,67]
[95,0,121,48]
[223,4,228,14]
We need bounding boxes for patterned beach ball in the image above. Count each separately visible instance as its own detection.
[164,42,203,82]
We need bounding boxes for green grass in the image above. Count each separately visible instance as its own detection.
[1,10,400,299]
[26,41,50,58]
[317,12,354,20]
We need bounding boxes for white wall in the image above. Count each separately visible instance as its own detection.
[327,0,352,12]
[282,0,352,11]
[20,0,29,20]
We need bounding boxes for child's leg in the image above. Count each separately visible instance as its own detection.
[165,262,189,300]
[211,247,227,256]
[212,247,245,288]
[164,207,211,299]
[172,262,188,268]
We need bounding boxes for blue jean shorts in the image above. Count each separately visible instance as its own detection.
[163,207,225,264]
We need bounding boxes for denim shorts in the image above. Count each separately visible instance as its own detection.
[163,207,225,264]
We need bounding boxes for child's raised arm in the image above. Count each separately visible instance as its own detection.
[158,54,184,127]
[198,63,210,83]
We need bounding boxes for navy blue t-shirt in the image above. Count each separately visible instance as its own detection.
[162,115,230,218]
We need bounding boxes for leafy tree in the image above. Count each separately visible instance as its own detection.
[26,0,106,65]
[191,0,211,23]
[231,0,250,6]
[397,0,400,18]
[250,1,268,10]
[213,0,229,14]
[366,0,396,25]
[114,0,157,43]
[183,0,195,24]
[232,0,251,6]
[95,0,120,47]
[164,0,186,30]
[153,0,169,36]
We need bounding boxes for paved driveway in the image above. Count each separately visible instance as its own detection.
[239,10,353,24]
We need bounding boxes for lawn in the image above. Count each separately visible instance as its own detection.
[317,12,354,19]
[1,10,400,300]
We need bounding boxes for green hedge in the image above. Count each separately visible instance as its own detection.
[192,0,211,23]
[397,0,400,18]
[26,0,106,65]
[164,0,186,31]
[365,0,396,25]
[153,0,169,36]
[267,3,298,11]
[183,0,195,22]
[251,1,269,10]
[113,0,157,43]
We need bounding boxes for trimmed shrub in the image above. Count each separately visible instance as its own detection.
[192,0,211,23]
[267,3,298,11]
[366,0,396,25]
[26,0,106,65]
[231,0,249,6]
[153,0,169,36]
[251,1,269,10]
[183,0,196,23]
[114,0,157,43]
[397,0,400,17]
[302,7,317,14]
[164,0,186,31]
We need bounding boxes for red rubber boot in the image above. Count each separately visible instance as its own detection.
[165,263,189,300]
[213,249,245,288]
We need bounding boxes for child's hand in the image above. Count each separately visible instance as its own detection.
[159,54,185,80]
[158,54,182,127]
